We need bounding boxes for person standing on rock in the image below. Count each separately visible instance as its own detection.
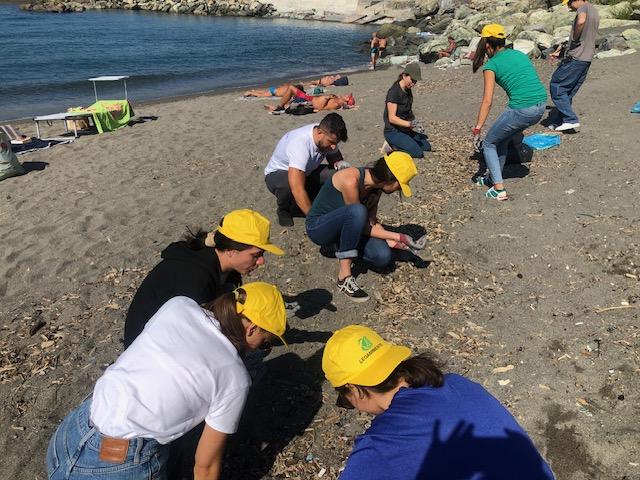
[378,35,387,58]
[382,62,432,159]
[322,325,556,480]
[472,24,547,201]
[548,0,600,131]
[370,32,379,70]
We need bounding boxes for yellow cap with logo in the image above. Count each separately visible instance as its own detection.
[235,282,288,347]
[322,325,411,387]
[217,209,284,255]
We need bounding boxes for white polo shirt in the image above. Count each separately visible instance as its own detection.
[264,123,339,176]
[90,297,251,444]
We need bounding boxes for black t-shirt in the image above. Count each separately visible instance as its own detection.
[123,242,241,348]
[383,81,414,133]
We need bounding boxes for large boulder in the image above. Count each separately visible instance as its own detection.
[415,0,439,16]
[513,38,541,57]
[517,30,554,49]
[622,28,640,48]
[599,18,640,28]
[598,34,629,51]
[378,23,408,39]
[443,20,476,43]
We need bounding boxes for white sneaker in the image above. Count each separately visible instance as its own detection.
[555,122,580,131]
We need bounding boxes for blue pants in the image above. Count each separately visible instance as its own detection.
[482,103,545,185]
[384,128,431,158]
[549,58,591,124]
[47,397,169,479]
[306,203,391,268]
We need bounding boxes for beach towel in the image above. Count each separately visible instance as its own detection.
[522,133,561,150]
[14,138,74,155]
[68,99,134,134]
[1,131,25,181]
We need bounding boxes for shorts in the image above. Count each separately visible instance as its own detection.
[269,86,278,96]
[295,89,314,102]
[333,77,349,86]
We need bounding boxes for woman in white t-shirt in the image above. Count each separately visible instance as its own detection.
[47,282,287,480]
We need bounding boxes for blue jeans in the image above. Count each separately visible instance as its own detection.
[47,397,169,479]
[306,203,391,268]
[482,103,545,185]
[549,58,591,124]
[384,128,432,158]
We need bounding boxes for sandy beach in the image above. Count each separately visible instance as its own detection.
[1,52,639,479]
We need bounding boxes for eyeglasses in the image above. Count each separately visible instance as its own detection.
[335,390,355,409]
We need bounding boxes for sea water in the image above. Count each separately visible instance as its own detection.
[0,4,375,121]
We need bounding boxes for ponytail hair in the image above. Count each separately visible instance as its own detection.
[472,37,506,73]
[202,289,251,356]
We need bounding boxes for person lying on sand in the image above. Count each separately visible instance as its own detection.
[264,85,355,113]
[303,74,349,87]
[243,84,304,97]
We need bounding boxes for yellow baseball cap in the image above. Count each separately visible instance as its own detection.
[480,24,507,38]
[384,152,418,197]
[218,209,284,255]
[322,325,411,387]
[235,282,288,347]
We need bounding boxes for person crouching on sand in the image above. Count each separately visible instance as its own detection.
[123,208,283,348]
[47,282,288,480]
[305,152,425,302]
[322,325,556,480]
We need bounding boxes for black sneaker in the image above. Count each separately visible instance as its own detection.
[337,275,369,302]
[277,208,294,227]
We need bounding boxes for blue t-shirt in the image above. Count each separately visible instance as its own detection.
[340,374,555,480]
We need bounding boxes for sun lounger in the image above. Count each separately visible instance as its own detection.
[33,112,95,138]
[68,99,134,134]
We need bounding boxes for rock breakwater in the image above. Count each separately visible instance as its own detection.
[20,0,275,16]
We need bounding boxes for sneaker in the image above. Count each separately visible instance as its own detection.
[475,174,493,187]
[555,122,580,131]
[547,124,559,131]
[270,106,286,115]
[337,275,370,302]
[484,186,508,201]
[276,208,294,227]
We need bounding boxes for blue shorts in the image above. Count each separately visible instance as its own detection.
[269,86,278,96]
